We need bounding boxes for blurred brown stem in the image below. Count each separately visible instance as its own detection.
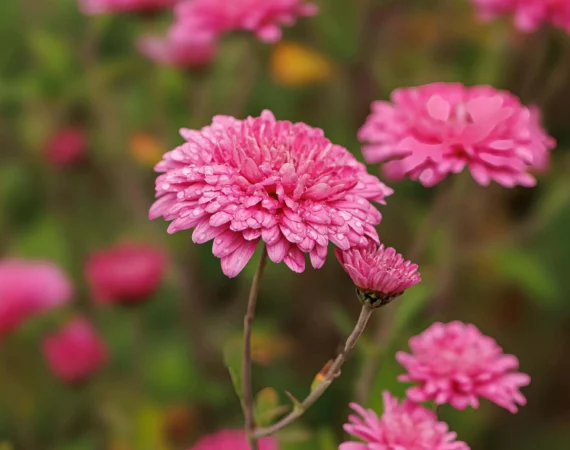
[254,305,374,439]
[242,246,268,450]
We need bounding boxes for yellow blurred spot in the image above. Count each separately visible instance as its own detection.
[0,443,13,450]
[250,330,294,366]
[108,441,131,450]
[129,133,165,167]
[271,42,334,86]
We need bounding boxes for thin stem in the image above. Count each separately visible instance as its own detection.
[254,305,374,439]
[242,246,268,450]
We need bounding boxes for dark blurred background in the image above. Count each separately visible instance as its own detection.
[1,0,570,449]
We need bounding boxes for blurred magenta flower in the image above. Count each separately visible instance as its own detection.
[138,32,217,68]
[359,83,555,187]
[149,110,393,278]
[0,260,73,337]
[189,430,277,450]
[80,0,176,14]
[45,127,86,167]
[397,321,531,413]
[42,317,108,383]
[335,244,420,308]
[471,0,570,33]
[340,392,469,450]
[172,0,318,43]
[85,243,166,305]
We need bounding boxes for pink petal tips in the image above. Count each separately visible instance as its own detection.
[150,110,393,278]
[189,429,278,450]
[335,243,420,308]
[358,82,555,188]
[172,0,319,44]
[340,393,470,450]
[42,317,108,384]
[471,0,570,34]
[396,321,531,413]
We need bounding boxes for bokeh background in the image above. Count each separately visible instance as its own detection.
[1,0,570,449]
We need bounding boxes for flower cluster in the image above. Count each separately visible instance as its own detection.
[340,393,470,450]
[150,110,392,277]
[471,0,570,34]
[397,321,531,413]
[359,83,555,187]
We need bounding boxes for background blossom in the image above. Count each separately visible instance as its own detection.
[397,321,531,412]
[150,110,392,277]
[359,83,555,187]
[189,430,277,450]
[80,0,176,14]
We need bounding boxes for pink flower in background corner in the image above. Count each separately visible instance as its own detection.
[335,244,420,308]
[173,0,318,43]
[149,110,393,278]
[42,317,108,383]
[138,32,217,69]
[0,260,73,337]
[80,0,177,15]
[358,82,555,188]
[85,243,166,305]
[45,127,86,167]
[340,393,469,450]
[471,0,570,34]
[396,321,531,413]
[189,430,277,450]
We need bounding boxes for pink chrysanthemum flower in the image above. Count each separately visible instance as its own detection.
[335,244,420,308]
[150,110,392,278]
[471,0,570,34]
[0,259,73,337]
[42,317,108,383]
[189,429,277,450]
[172,0,318,43]
[45,127,86,167]
[358,82,555,188]
[396,321,531,413]
[138,32,217,68]
[340,392,469,450]
[80,0,176,15]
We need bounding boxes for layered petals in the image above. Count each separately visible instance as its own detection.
[190,429,277,450]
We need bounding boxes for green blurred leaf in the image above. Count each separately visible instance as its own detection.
[254,387,286,427]
[27,30,74,78]
[133,403,169,450]
[223,339,244,401]
[491,246,559,307]
[392,282,434,335]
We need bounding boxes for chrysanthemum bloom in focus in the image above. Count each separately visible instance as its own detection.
[42,317,108,383]
[189,429,277,450]
[397,321,531,413]
[0,259,73,337]
[150,110,393,277]
[85,243,166,305]
[358,82,555,187]
[335,244,420,308]
[340,392,469,450]
[138,31,217,69]
[172,0,318,43]
[45,127,86,167]
[80,0,176,15]
[471,0,570,34]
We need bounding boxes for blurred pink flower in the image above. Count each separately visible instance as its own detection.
[335,243,420,308]
[0,259,73,337]
[340,392,469,450]
[138,32,216,68]
[45,127,86,167]
[149,110,392,278]
[471,0,570,33]
[397,321,531,413]
[85,243,166,305]
[43,317,108,383]
[80,0,176,14]
[359,83,555,187]
[190,430,277,450]
[172,0,318,43]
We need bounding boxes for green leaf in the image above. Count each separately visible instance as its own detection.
[392,282,434,336]
[254,388,286,427]
[27,30,73,78]
[133,403,169,450]
[491,246,559,307]
[223,339,244,401]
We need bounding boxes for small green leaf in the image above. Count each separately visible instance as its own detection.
[254,388,286,427]
[223,339,244,401]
